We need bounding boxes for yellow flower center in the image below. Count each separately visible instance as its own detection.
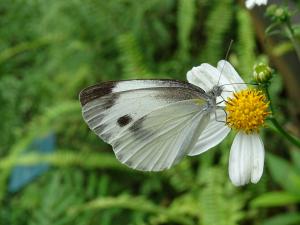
[225,89,270,134]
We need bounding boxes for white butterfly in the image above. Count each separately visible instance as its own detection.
[79,60,244,171]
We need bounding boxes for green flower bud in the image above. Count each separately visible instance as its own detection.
[253,63,273,83]
[266,4,290,23]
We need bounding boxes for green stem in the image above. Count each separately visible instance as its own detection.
[268,117,300,148]
[264,83,274,113]
[264,86,300,148]
[284,22,300,63]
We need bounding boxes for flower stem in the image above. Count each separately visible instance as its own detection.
[284,22,300,63]
[268,117,300,148]
[264,85,300,149]
[264,83,274,113]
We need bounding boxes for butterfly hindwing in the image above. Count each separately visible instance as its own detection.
[111,100,210,171]
[79,79,209,171]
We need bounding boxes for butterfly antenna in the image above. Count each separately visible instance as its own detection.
[217,39,234,86]
[221,82,259,87]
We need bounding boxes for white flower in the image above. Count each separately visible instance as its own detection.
[245,0,268,9]
[186,60,268,186]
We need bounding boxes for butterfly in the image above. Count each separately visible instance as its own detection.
[79,77,227,172]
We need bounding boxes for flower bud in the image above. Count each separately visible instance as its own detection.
[266,4,290,23]
[253,63,273,83]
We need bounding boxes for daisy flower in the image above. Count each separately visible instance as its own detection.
[245,0,268,9]
[186,60,270,186]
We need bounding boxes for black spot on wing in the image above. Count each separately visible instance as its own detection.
[117,115,133,127]
[129,116,146,134]
[129,116,155,141]
[79,81,116,106]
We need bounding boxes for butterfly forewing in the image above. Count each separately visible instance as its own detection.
[79,79,206,105]
[79,79,209,171]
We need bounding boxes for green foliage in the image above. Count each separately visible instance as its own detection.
[177,0,196,59]
[267,153,300,195]
[199,0,234,64]
[117,33,151,78]
[1,1,299,225]
[198,167,245,225]
[251,153,300,223]
[251,191,300,207]
[235,8,256,80]
[261,212,300,225]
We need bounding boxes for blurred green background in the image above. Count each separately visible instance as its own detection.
[1,0,300,224]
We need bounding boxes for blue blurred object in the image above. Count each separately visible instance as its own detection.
[8,133,56,193]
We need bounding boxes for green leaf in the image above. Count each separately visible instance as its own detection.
[267,153,300,195]
[291,150,300,172]
[262,212,300,225]
[251,191,300,208]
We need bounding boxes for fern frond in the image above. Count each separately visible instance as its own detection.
[0,36,61,64]
[236,8,256,80]
[177,0,196,59]
[117,33,151,78]
[199,0,233,64]
[69,194,195,225]
[199,167,245,225]
[27,170,92,225]
[69,195,159,214]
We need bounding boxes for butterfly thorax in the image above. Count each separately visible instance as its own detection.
[206,85,224,111]
[207,85,223,98]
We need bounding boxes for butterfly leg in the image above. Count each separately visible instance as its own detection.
[215,106,227,123]
[218,95,230,104]
[214,96,228,123]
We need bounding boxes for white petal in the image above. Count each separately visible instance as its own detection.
[229,132,264,186]
[217,60,247,91]
[186,61,242,102]
[229,132,251,186]
[260,0,268,5]
[245,0,267,9]
[245,0,255,9]
[250,134,265,183]
[188,110,230,156]
[186,63,220,92]
[256,0,267,4]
